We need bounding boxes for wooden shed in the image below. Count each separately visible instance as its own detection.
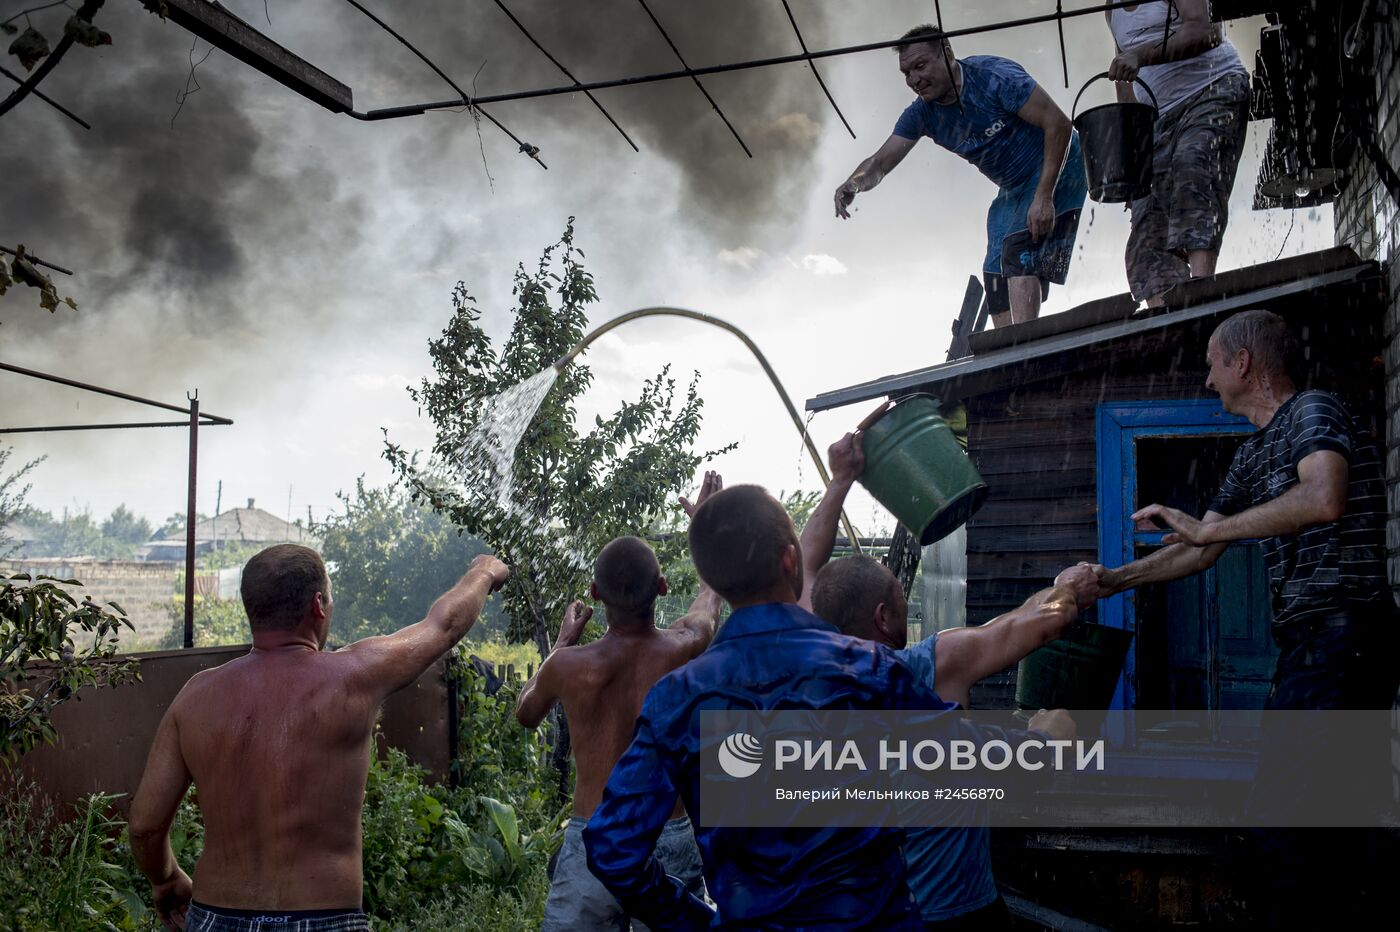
[805,245,1389,927]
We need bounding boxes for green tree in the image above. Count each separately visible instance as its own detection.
[1,574,139,765]
[0,446,43,558]
[386,219,730,655]
[100,503,152,551]
[317,478,504,644]
[157,511,206,540]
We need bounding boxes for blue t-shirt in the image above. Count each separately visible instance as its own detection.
[583,603,951,930]
[893,55,1045,191]
[896,635,999,922]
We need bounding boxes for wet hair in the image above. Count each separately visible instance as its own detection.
[240,544,328,631]
[593,536,662,615]
[811,556,901,638]
[896,24,951,56]
[687,485,797,604]
[1211,310,1300,381]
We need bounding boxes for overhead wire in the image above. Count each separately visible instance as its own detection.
[779,0,853,139]
[633,0,752,157]
[489,0,638,152]
[339,0,546,168]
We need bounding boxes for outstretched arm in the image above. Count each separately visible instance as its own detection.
[1092,511,1230,598]
[129,707,194,932]
[933,565,1098,707]
[797,424,872,611]
[671,471,725,652]
[1016,84,1073,240]
[342,554,510,699]
[515,599,592,729]
[1109,0,1222,81]
[834,135,917,218]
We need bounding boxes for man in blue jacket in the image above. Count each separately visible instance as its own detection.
[583,484,1072,929]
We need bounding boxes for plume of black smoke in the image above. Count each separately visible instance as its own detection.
[2,0,836,343]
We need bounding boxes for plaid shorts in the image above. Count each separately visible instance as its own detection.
[185,902,370,932]
[1126,71,1251,300]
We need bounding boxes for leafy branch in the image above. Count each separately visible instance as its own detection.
[0,0,106,120]
[1,573,140,767]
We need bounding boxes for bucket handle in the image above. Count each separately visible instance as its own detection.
[1071,71,1159,122]
[858,392,942,433]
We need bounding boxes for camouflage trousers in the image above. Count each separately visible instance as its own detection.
[1126,71,1251,301]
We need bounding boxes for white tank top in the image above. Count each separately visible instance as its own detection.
[1109,2,1247,115]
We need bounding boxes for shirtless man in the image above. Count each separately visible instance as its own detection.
[516,472,722,931]
[128,544,510,932]
[800,425,1096,928]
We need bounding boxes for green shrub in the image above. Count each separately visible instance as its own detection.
[1,574,140,766]
[360,747,452,918]
[450,656,559,827]
[0,781,149,931]
[156,597,249,650]
[377,865,549,931]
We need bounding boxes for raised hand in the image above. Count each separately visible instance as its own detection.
[470,554,512,592]
[680,470,723,519]
[556,599,594,648]
[827,433,865,485]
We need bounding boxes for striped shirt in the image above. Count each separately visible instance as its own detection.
[1208,390,1392,628]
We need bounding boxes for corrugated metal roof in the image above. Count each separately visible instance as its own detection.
[806,247,1379,413]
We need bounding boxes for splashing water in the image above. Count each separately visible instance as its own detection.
[412,367,595,574]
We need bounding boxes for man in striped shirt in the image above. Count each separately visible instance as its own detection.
[1092,309,1397,708]
[1091,309,1398,926]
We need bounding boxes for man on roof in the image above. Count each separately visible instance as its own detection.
[834,25,1087,329]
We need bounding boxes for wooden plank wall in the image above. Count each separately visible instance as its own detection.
[959,300,1386,709]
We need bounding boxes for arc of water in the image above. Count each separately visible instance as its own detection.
[555,306,863,555]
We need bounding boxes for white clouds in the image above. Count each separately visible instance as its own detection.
[800,253,849,276]
[717,246,766,269]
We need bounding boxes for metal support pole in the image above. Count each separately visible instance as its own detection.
[184,395,199,649]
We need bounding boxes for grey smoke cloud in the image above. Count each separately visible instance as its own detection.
[2,0,837,337]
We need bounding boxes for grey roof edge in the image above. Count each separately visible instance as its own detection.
[805,261,1380,413]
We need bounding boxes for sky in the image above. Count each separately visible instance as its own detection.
[1,0,1339,538]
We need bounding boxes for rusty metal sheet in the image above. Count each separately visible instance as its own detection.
[12,646,451,815]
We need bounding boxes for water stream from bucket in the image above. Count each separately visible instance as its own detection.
[415,307,864,555]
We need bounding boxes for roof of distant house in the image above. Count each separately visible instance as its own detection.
[154,506,319,547]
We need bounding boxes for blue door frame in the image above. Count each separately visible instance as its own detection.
[1095,400,1255,747]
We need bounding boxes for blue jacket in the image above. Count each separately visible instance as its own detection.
[582,602,950,930]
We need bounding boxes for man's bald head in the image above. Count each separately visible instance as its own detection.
[592,536,663,616]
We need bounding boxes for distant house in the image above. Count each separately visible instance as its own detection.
[144,499,319,562]
[0,521,42,558]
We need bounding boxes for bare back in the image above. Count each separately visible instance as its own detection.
[554,627,699,818]
[172,649,381,909]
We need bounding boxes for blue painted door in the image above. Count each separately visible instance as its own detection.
[1096,401,1279,746]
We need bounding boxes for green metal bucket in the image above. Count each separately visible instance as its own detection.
[858,394,988,546]
[1016,622,1135,711]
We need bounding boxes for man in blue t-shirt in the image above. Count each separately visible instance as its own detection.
[834,25,1086,329]
[581,484,1074,930]
[798,429,1097,928]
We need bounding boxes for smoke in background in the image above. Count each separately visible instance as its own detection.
[0,0,839,344]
